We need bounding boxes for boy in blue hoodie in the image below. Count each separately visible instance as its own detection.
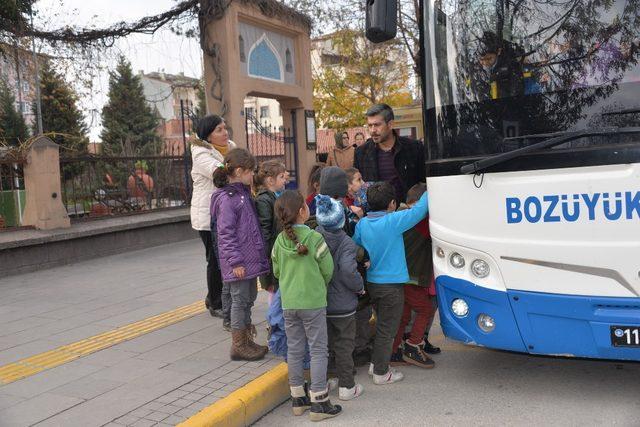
[353,181,428,385]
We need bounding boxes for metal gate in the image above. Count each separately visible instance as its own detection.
[245,109,299,189]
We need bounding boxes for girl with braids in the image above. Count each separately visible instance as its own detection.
[271,190,342,421]
[210,148,270,361]
[254,160,287,294]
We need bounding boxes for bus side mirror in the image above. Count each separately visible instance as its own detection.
[365,0,397,43]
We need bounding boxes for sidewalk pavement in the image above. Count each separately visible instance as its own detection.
[0,239,279,427]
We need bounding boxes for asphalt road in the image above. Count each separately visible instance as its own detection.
[255,321,640,426]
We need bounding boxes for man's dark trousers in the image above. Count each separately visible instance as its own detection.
[368,283,404,375]
[327,315,356,389]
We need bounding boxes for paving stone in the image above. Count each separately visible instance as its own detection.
[0,393,26,411]
[131,418,157,427]
[154,395,178,405]
[182,392,206,402]
[162,414,187,425]
[129,407,153,418]
[172,398,194,408]
[141,400,166,411]
[178,383,199,392]
[195,386,215,395]
[52,377,125,400]
[199,394,220,405]
[0,392,84,427]
[187,401,209,412]
[163,389,188,399]
[191,377,210,386]
[157,404,182,414]
[143,411,169,422]
[114,414,140,425]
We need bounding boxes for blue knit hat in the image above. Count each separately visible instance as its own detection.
[315,194,345,231]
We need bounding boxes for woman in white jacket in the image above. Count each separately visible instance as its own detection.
[191,115,236,318]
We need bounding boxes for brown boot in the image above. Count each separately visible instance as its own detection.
[245,326,268,357]
[230,328,265,361]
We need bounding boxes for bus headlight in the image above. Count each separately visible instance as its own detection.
[471,259,490,278]
[451,298,469,317]
[477,314,496,332]
[450,252,465,269]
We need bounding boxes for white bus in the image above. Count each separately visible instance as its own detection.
[367,0,640,360]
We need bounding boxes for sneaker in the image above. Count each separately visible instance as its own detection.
[291,384,311,416]
[403,341,435,369]
[389,348,407,366]
[423,339,441,355]
[373,368,404,385]
[223,319,231,331]
[327,377,339,392]
[338,384,363,401]
[368,362,374,376]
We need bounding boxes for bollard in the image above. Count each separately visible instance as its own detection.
[21,136,70,230]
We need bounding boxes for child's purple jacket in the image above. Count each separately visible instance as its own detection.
[210,182,270,282]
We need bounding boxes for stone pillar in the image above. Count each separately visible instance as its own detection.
[22,136,70,230]
[281,103,316,195]
[201,5,247,148]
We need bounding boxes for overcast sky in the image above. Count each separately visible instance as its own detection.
[34,0,203,141]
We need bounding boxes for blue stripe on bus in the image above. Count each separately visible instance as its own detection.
[437,275,640,361]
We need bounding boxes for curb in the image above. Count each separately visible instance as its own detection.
[178,362,289,427]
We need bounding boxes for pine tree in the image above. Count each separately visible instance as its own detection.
[0,78,29,146]
[100,56,159,155]
[36,62,88,152]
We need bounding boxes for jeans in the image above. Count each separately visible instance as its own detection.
[228,278,257,330]
[354,305,372,353]
[368,284,404,375]
[327,315,356,389]
[284,308,328,393]
[393,285,434,350]
[199,230,223,309]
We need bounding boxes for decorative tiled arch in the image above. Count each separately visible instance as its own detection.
[248,34,284,82]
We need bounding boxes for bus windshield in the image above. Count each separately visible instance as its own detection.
[423,0,640,169]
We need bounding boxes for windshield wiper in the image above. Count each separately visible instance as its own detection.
[460,127,640,174]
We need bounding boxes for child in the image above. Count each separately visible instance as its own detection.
[210,148,270,361]
[254,160,287,294]
[271,190,342,421]
[305,163,325,215]
[353,181,428,384]
[315,194,364,401]
[319,166,372,366]
[390,183,436,368]
[344,167,368,219]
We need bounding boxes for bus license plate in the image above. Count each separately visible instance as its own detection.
[610,326,640,347]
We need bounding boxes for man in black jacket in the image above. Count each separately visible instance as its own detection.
[354,104,426,204]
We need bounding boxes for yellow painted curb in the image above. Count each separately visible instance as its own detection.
[178,362,290,427]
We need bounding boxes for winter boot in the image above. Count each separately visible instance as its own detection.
[245,326,268,357]
[291,384,311,416]
[230,329,264,361]
[402,341,435,369]
[309,389,342,422]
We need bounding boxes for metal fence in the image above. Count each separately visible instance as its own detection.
[0,157,26,231]
[59,155,191,221]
